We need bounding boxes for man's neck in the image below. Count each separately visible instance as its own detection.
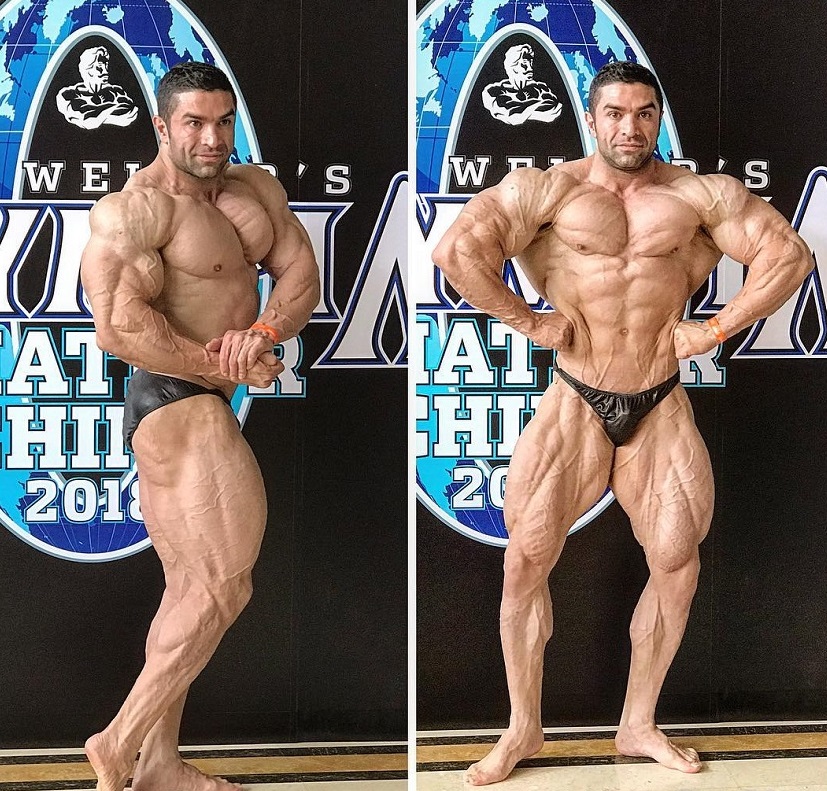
[147,153,225,202]
[586,154,658,196]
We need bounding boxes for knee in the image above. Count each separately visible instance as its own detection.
[502,543,552,598]
[210,571,254,623]
[646,529,701,578]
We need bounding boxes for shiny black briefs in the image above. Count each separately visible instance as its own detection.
[123,369,231,452]
[553,362,680,447]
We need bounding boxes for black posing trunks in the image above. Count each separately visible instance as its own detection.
[123,369,232,452]
[553,362,680,447]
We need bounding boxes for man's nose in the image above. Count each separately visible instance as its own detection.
[620,114,638,136]
[202,126,218,146]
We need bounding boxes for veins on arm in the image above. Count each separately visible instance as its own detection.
[432,169,556,336]
[700,175,813,335]
[252,172,320,341]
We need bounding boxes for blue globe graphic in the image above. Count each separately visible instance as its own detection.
[416,0,681,194]
[415,0,682,545]
[0,0,258,199]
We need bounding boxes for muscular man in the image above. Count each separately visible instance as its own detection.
[57,46,138,129]
[81,62,319,791]
[433,61,813,785]
[482,44,562,125]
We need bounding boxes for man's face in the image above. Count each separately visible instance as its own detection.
[586,82,661,172]
[155,90,236,179]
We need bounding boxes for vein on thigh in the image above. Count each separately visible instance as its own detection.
[133,398,265,572]
[612,389,713,547]
[506,383,613,546]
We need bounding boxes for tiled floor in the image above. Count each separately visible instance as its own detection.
[415,757,827,790]
[416,723,827,789]
[0,742,407,790]
[253,783,405,790]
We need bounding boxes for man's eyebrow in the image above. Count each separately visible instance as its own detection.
[603,101,657,112]
[180,108,236,120]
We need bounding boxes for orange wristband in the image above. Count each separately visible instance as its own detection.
[250,322,280,344]
[706,317,727,343]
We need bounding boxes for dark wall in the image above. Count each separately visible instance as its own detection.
[0,0,406,746]
[417,0,827,729]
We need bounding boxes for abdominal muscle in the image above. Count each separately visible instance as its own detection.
[521,244,700,392]
[150,248,263,392]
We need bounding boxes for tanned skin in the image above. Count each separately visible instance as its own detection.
[81,87,319,791]
[433,80,813,786]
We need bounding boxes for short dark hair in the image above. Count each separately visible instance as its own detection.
[587,61,663,114]
[156,61,236,120]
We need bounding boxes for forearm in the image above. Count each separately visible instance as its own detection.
[257,264,320,342]
[713,240,813,336]
[433,241,538,336]
[95,303,218,377]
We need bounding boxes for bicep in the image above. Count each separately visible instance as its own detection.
[704,180,796,265]
[260,199,316,281]
[442,179,547,265]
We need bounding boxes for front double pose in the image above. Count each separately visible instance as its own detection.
[433,61,813,785]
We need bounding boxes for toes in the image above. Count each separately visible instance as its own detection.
[675,744,700,764]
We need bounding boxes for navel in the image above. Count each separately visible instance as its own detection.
[213,264,222,272]
[619,327,629,336]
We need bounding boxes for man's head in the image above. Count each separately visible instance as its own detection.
[78,46,109,92]
[503,44,534,89]
[156,61,236,122]
[587,61,663,116]
[153,62,237,180]
[585,61,663,172]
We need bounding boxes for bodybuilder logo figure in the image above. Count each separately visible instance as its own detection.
[482,43,562,126]
[56,46,138,129]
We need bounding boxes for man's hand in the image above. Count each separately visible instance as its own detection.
[523,311,573,350]
[205,329,284,387]
[673,320,720,359]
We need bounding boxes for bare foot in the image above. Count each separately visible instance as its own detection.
[615,724,702,773]
[85,732,137,791]
[465,727,544,786]
[131,757,242,791]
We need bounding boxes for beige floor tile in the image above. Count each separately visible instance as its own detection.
[299,782,407,790]
[252,782,406,790]
[417,760,739,790]
[724,757,827,787]
[736,787,827,791]
[414,770,467,790]
[416,758,827,790]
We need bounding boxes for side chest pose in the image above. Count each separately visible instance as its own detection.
[81,61,319,791]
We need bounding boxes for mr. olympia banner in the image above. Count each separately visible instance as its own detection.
[0,0,407,561]
[414,0,825,547]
